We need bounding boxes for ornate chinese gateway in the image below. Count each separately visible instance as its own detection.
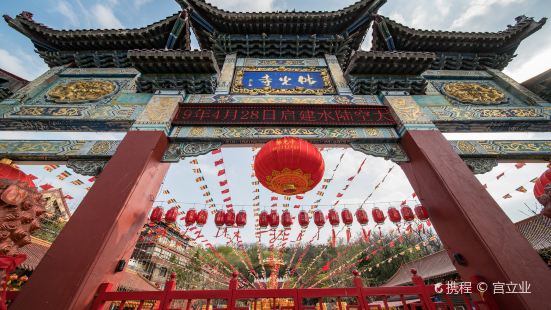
[1,1,550,309]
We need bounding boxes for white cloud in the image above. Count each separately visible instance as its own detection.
[54,1,79,27]
[504,43,551,82]
[207,0,274,12]
[450,0,525,29]
[135,0,153,8]
[0,49,48,81]
[92,4,123,29]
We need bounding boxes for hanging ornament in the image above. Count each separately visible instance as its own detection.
[414,204,430,221]
[355,208,370,242]
[387,207,402,232]
[534,167,551,218]
[341,208,353,243]
[259,210,269,228]
[254,137,325,195]
[372,207,385,237]
[400,205,415,222]
[298,210,309,228]
[196,209,208,227]
[313,210,325,240]
[184,208,197,226]
[150,206,164,223]
[268,210,280,228]
[0,161,36,188]
[214,209,226,237]
[281,210,293,228]
[236,210,247,228]
[328,209,340,247]
[165,207,179,224]
[225,209,236,227]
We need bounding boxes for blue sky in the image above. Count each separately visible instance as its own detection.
[1,0,550,81]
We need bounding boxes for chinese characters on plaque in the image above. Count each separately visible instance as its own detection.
[173,104,396,127]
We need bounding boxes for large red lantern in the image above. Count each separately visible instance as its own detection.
[388,207,401,223]
[196,209,208,227]
[268,210,279,227]
[534,168,551,218]
[259,210,269,228]
[400,206,415,222]
[414,205,429,221]
[281,210,293,228]
[184,208,197,226]
[225,209,236,226]
[372,208,385,225]
[214,210,226,227]
[298,210,309,228]
[0,162,36,188]
[254,137,325,195]
[150,206,164,223]
[165,207,179,224]
[236,210,247,228]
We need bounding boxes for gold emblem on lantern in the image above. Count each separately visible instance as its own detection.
[47,80,116,103]
[266,168,314,195]
[442,82,507,105]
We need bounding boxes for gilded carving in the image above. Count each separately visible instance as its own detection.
[47,80,116,103]
[89,141,115,155]
[385,97,432,125]
[456,141,477,154]
[443,82,507,105]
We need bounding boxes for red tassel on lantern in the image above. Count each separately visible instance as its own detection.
[298,210,309,228]
[214,210,226,237]
[259,210,269,228]
[400,205,415,222]
[355,208,370,243]
[313,210,325,240]
[341,208,353,243]
[185,208,197,226]
[328,209,339,247]
[414,205,429,221]
[165,207,179,224]
[268,210,279,228]
[281,210,293,228]
[150,206,163,223]
[196,209,208,227]
[236,210,247,228]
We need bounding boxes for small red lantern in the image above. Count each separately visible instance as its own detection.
[355,208,370,242]
[414,205,429,221]
[400,206,415,222]
[0,162,36,188]
[236,210,247,228]
[225,209,236,226]
[298,210,309,228]
[341,208,353,243]
[388,207,401,223]
[281,210,293,228]
[268,210,279,227]
[355,208,368,225]
[259,210,269,228]
[196,209,208,227]
[254,137,325,195]
[165,207,179,224]
[341,209,353,226]
[372,208,385,225]
[328,209,340,226]
[534,168,551,218]
[184,208,197,226]
[314,210,325,227]
[150,206,163,223]
[214,210,226,227]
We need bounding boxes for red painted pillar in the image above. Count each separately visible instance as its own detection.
[11,131,169,310]
[399,130,551,309]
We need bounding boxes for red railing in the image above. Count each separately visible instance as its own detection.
[86,269,498,310]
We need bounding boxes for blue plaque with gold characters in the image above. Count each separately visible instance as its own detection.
[231,67,336,95]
